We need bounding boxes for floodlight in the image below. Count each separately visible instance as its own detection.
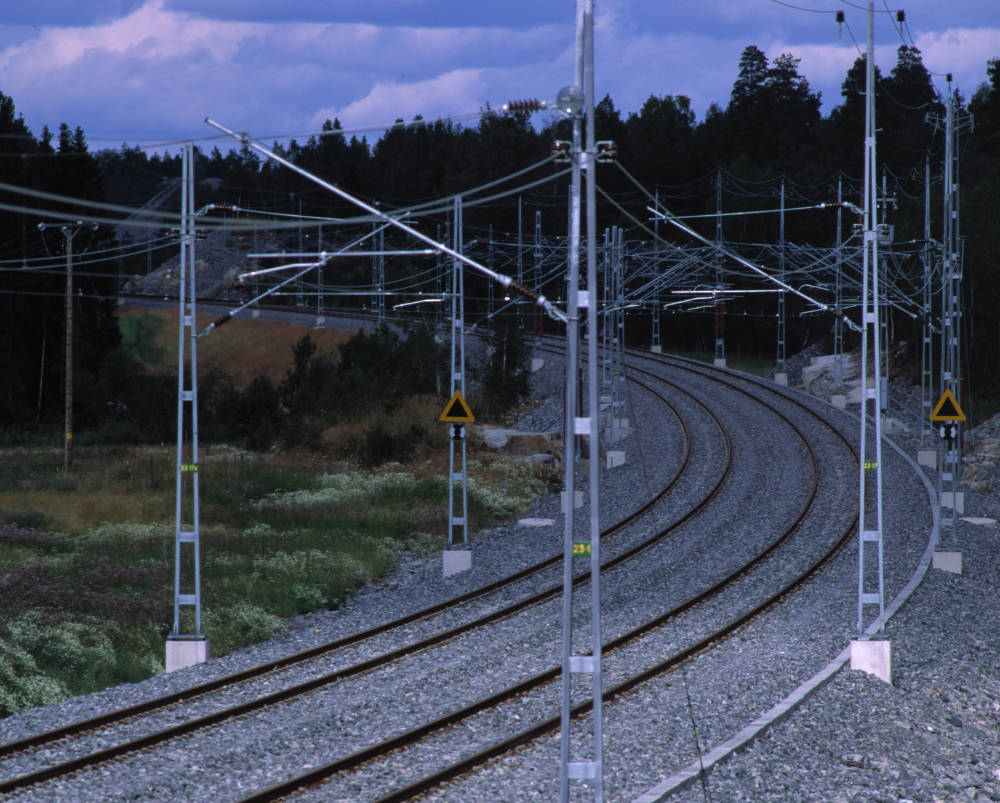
[556,85,584,116]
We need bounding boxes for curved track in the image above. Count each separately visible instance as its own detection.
[263,350,859,802]
[0,335,861,802]
[0,357,723,796]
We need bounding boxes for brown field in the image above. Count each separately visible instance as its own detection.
[118,305,354,385]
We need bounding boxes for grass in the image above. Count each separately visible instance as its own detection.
[0,440,544,717]
[0,306,549,716]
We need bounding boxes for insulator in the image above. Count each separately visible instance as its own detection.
[835,11,844,23]
[897,10,905,23]
[596,140,618,161]
[550,140,572,162]
[504,99,546,112]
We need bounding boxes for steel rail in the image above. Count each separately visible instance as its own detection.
[262,352,857,802]
[0,361,712,793]
[0,308,837,801]
[0,311,677,762]
[238,353,841,801]
[369,356,859,802]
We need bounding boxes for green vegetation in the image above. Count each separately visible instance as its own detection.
[0,447,542,717]
[0,310,547,718]
[473,320,532,420]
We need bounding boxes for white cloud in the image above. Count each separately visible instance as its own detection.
[0,0,996,148]
[913,27,1000,90]
[0,0,569,142]
[319,69,490,129]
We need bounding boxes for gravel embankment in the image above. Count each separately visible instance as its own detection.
[653,418,1000,803]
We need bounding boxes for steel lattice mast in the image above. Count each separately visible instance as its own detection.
[167,141,208,671]
[560,0,603,798]
[857,0,886,635]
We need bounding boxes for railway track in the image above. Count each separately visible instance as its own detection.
[0,344,861,802]
[240,350,859,802]
[0,355,728,797]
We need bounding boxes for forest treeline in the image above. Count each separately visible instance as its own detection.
[1,44,999,437]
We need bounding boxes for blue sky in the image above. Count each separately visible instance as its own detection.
[0,1,997,150]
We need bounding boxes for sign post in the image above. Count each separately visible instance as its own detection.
[441,207,475,579]
[930,388,966,572]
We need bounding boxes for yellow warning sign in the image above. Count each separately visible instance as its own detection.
[439,389,475,423]
[929,388,966,422]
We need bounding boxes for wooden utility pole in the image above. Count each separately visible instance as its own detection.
[63,225,75,471]
[40,221,89,470]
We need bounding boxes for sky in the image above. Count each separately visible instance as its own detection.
[0,0,997,152]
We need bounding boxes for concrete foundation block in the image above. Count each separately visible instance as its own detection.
[831,394,847,409]
[442,549,472,577]
[561,490,584,514]
[166,637,209,673]
[850,639,892,685]
[713,358,727,368]
[650,344,662,353]
[932,550,963,574]
[531,357,545,373]
[315,315,325,327]
[941,491,965,514]
[774,372,788,386]
[607,450,626,469]
[251,308,260,319]
[917,448,937,469]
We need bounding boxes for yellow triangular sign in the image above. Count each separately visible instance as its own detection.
[929,388,966,422]
[439,389,475,423]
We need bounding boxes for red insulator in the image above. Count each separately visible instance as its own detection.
[504,99,545,112]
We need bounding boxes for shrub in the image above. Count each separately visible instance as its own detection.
[0,637,67,717]
[476,320,531,418]
[355,419,428,467]
[0,611,138,711]
[202,602,285,656]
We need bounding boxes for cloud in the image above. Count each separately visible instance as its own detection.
[0,0,146,27]
[913,27,1000,89]
[165,0,567,27]
[0,0,996,151]
[319,69,492,130]
[0,0,569,143]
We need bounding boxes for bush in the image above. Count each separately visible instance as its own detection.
[355,419,428,467]
[202,602,285,656]
[0,637,66,717]
[0,611,140,711]
[252,548,371,615]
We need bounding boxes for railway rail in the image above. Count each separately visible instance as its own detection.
[0,350,722,796]
[246,350,859,801]
[0,339,864,802]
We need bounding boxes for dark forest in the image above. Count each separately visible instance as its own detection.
[2,44,999,436]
